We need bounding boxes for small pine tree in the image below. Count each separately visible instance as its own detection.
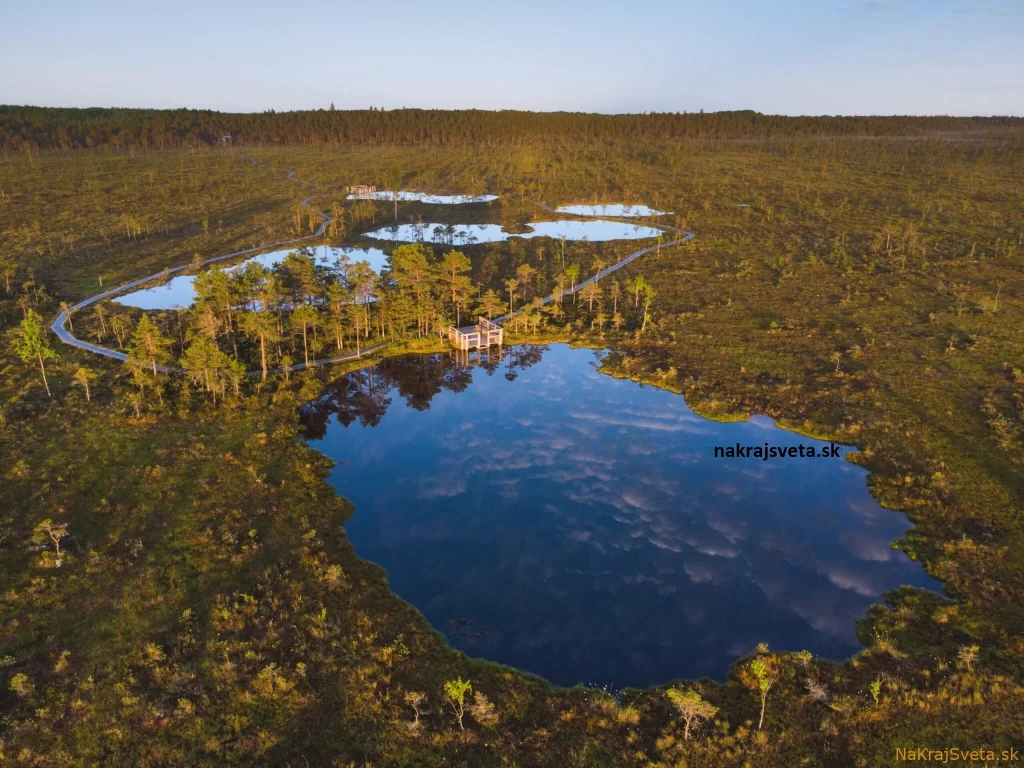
[13,310,59,397]
[127,314,172,374]
[72,367,96,402]
[32,519,69,564]
[469,691,498,727]
[666,687,718,740]
[869,679,882,706]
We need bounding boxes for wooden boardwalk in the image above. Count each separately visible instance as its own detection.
[51,166,695,374]
[492,202,694,326]
[49,158,355,376]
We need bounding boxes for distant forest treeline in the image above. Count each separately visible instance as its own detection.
[2,105,1022,150]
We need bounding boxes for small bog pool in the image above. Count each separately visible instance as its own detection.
[555,203,671,217]
[114,245,388,310]
[363,219,664,244]
[346,190,498,204]
[301,345,939,688]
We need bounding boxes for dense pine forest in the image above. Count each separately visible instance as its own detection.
[0,111,1022,766]
[2,105,1023,150]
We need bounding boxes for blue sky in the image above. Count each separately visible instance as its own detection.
[1,0,1020,115]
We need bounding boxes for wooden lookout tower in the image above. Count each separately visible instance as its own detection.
[448,317,503,352]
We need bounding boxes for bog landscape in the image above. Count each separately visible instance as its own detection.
[1,95,1022,768]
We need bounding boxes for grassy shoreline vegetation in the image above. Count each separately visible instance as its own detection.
[1,108,1022,766]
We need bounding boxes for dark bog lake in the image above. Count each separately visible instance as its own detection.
[301,344,938,688]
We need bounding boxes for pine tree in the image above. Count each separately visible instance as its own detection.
[127,314,173,374]
[13,310,59,397]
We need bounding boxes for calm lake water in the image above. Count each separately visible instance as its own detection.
[347,191,498,204]
[555,204,670,217]
[302,345,938,688]
[364,219,664,244]
[114,245,388,310]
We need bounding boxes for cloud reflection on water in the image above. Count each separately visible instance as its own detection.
[302,344,940,688]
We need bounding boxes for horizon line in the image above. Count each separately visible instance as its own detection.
[3,103,1023,120]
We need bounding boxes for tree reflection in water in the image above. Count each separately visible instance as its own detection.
[299,346,549,438]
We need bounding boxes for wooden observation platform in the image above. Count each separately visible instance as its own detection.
[448,317,503,351]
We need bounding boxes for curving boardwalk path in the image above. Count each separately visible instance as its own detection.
[494,203,693,324]
[50,162,693,373]
[48,161,363,375]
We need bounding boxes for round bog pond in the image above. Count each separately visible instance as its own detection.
[301,344,938,688]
